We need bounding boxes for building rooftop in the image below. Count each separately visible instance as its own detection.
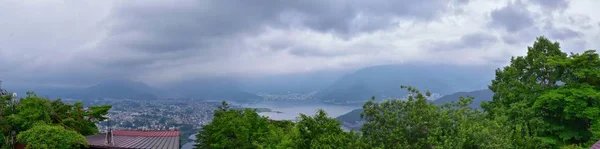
[86,130,180,149]
[593,140,600,149]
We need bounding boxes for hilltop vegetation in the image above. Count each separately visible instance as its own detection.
[195,36,600,148]
[337,89,494,128]
[0,92,111,149]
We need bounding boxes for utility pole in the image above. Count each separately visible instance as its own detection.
[106,115,113,148]
[0,80,7,96]
[0,80,16,149]
[11,93,17,149]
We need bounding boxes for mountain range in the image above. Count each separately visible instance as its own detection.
[165,78,261,103]
[316,64,495,104]
[239,70,347,94]
[68,80,159,100]
[10,79,260,102]
[5,64,498,103]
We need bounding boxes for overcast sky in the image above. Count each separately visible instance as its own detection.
[0,0,599,87]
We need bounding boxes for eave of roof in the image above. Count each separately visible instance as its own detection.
[86,130,180,149]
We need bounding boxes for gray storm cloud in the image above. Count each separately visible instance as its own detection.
[0,0,598,87]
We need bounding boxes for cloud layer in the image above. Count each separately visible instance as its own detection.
[0,0,599,87]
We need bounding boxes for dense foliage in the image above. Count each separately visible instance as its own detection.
[482,36,600,148]
[361,86,512,148]
[17,125,87,149]
[196,36,600,149]
[0,92,111,148]
[195,101,360,149]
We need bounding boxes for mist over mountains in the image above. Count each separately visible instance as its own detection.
[9,80,159,100]
[70,80,159,100]
[239,70,348,94]
[316,64,496,104]
[5,64,498,104]
[164,78,261,102]
[9,79,259,102]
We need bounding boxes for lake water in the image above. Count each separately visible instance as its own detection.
[181,134,197,149]
[182,142,194,149]
[244,100,359,120]
[181,100,359,148]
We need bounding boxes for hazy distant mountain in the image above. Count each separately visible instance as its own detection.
[316,64,495,104]
[336,108,364,123]
[6,80,159,100]
[240,70,347,94]
[10,78,260,102]
[433,89,494,109]
[167,78,261,103]
[68,80,158,100]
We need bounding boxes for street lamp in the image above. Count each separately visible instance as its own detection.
[10,92,17,149]
[105,114,114,146]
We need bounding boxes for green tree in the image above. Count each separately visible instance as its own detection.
[361,86,444,148]
[362,85,512,148]
[10,92,52,131]
[483,36,600,147]
[0,93,18,147]
[482,36,567,148]
[196,101,360,149]
[11,93,110,136]
[17,124,87,149]
[54,101,111,136]
[279,109,359,149]
[437,97,513,148]
[195,101,274,149]
[0,91,110,147]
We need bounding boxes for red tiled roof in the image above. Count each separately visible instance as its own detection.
[86,130,180,149]
[112,130,180,137]
[592,140,600,149]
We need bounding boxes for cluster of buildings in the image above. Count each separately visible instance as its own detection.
[65,98,222,132]
[256,92,317,101]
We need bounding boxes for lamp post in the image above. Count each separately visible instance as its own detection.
[105,114,113,147]
[0,81,16,149]
[11,93,17,149]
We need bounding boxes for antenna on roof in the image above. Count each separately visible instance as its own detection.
[0,80,8,96]
[105,115,114,146]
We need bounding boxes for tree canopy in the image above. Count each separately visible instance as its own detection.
[483,36,600,147]
[0,92,111,148]
[195,101,360,149]
[17,124,87,149]
[361,86,512,148]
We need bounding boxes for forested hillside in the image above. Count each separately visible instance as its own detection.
[434,89,493,109]
[195,37,600,148]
